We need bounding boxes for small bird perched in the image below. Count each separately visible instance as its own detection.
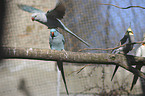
[111,26,135,81]
[49,29,69,95]
[130,34,145,91]
[17,2,90,47]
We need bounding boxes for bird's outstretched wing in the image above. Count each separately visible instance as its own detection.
[18,4,44,13]
[46,2,65,19]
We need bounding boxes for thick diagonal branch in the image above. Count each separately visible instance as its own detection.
[2,47,145,79]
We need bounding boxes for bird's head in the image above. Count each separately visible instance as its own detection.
[50,29,59,37]
[126,27,134,36]
[31,13,39,21]
[31,13,47,24]
[126,27,135,43]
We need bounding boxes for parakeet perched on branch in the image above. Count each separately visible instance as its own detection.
[111,26,135,81]
[130,34,145,91]
[49,29,69,95]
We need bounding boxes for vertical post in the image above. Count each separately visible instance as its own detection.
[0,0,6,60]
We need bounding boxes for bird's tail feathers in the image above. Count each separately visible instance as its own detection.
[57,19,91,47]
[57,61,69,95]
[130,65,143,91]
[130,75,138,91]
[111,66,119,81]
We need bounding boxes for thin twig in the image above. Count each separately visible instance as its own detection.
[98,3,145,9]
[68,64,91,76]
[79,41,145,52]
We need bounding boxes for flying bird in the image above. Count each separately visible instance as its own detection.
[130,34,145,91]
[49,29,69,95]
[111,26,135,81]
[17,2,90,47]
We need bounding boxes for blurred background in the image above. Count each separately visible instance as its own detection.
[0,0,145,96]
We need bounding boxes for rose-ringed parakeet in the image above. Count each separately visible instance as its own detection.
[111,26,135,81]
[17,2,90,47]
[49,29,69,95]
[130,34,145,91]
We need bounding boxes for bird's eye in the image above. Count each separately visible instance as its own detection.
[129,31,133,33]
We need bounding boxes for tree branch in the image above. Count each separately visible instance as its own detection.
[98,3,145,9]
[1,47,145,79]
[79,41,145,52]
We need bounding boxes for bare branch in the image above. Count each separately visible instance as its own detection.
[2,47,145,79]
[98,3,145,9]
[79,41,145,52]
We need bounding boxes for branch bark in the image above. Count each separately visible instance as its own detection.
[2,47,145,79]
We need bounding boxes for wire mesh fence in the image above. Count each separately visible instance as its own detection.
[0,0,145,96]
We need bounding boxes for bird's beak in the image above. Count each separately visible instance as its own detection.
[31,17,35,21]
[51,32,54,37]
[129,32,134,35]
